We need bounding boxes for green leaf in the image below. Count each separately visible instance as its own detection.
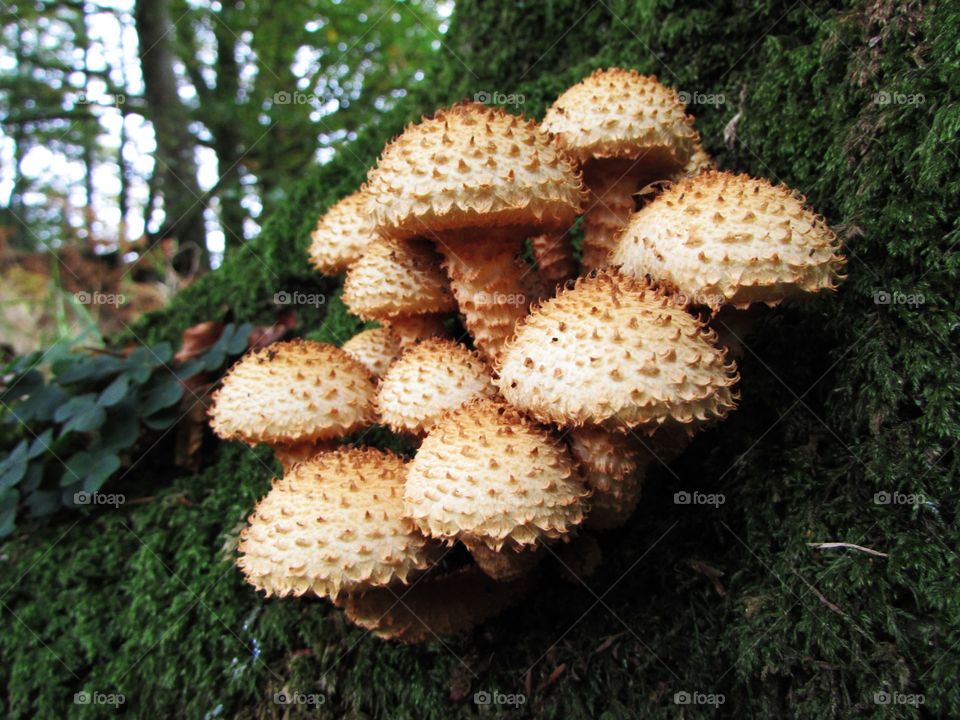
[226,323,252,354]
[142,408,179,430]
[27,429,54,459]
[98,374,131,407]
[0,506,15,539]
[141,379,184,416]
[61,403,107,436]
[0,441,29,491]
[81,454,121,493]
[61,451,95,486]
[12,385,69,423]
[175,358,205,380]
[53,355,124,384]
[25,489,60,518]
[21,464,43,493]
[100,401,140,452]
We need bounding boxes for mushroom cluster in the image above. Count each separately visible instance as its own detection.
[210,68,846,643]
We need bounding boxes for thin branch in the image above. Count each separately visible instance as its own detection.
[807,542,888,558]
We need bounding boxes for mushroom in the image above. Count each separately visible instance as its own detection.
[208,339,377,458]
[553,532,603,584]
[541,68,698,269]
[569,427,648,531]
[530,232,578,290]
[236,447,443,599]
[342,565,530,643]
[497,270,739,434]
[404,398,588,575]
[376,338,497,437]
[307,190,376,275]
[341,326,403,379]
[364,102,586,361]
[342,237,456,346]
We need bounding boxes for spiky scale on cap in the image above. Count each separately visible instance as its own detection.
[307,191,376,274]
[569,428,649,530]
[343,566,529,643]
[404,398,588,550]
[497,270,739,433]
[342,327,403,379]
[364,102,586,240]
[611,171,846,310]
[385,313,449,348]
[342,237,456,321]
[236,448,443,600]
[208,340,376,445]
[376,338,497,435]
[541,68,698,171]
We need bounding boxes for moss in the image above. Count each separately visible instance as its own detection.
[3,0,960,718]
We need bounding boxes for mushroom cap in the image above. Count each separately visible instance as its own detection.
[209,339,376,445]
[611,171,846,310]
[462,537,544,582]
[541,68,697,169]
[364,102,586,241]
[343,565,529,643]
[404,398,587,550]
[341,327,403,379]
[342,237,456,320]
[236,448,443,599]
[497,270,739,433]
[376,338,498,435]
[307,191,376,274]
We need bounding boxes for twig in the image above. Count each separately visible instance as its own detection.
[807,542,888,558]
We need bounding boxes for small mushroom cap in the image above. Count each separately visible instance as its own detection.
[342,237,456,321]
[497,270,739,433]
[307,191,376,274]
[236,448,443,599]
[342,327,403,379]
[569,428,648,531]
[376,338,498,435]
[461,536,544,582]
[364,102,586,240]
[209,339,376,445]
[611,171,846,310]
[343,565,530,643]
[541,68,697,170]
[404,398,588,550]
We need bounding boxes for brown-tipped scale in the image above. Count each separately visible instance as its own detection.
[376,338,497,436]
[364,102,586,361]
[404,398,588,552]
[236,448,443,599]
[497,270,739,434]
[208,339,376,446]
[611,171,846,312]
[541,68,698,269]
[341,327,403,379]
[307,190,376,274]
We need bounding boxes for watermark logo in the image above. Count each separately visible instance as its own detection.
[472,291,527,306]
[873,491,926,507]
[74,491,125,508]
[274,291,326,308]
[273,91,319,105]
[873,91,924,106]
[674,490,725,508]
[77,92,126,107]
[74,691,125,707]
[670,290,726,308]
[874,690,924,706]
[473,690,526,708]
[678,90,726,107]
[674,690,725,706]
[873,290,925,308]
[75,291,125,307]
[273,689,325,706]
[474,90,525,108]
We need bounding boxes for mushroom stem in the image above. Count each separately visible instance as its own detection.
[436,237,533,362]
[385,314,449,348]
[581,163,644,269]
[463,538,543,582]
[530,232,577,291]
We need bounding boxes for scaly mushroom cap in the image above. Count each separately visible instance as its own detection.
[342,327,403,379]
[541,68,698,169]
[236,448,443,599]
[343,566,529,643]
[272,439,338,473]
[569,427,648,530]
[376,339,497,435]
[209,340,376,445]
[611,171,846,310]
[404,398,587,550]
[676,138,715,178]
[364,102,586,240]
[342,237,456,321]
[307,191,376,274]
[462,537,544,582]
[497,270,739,433]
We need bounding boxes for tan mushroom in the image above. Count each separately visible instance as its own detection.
[364,102,586,361]
[541,68,698,269]
[342,237,456,346]
[307,190,376,275]
[343,565,530,643]
[530,232,578,290]
[404,398,588,565]
[569,427,649,530]
[497,270,739,434]
[341,326,403,379]
[236,448,443,599]
[376,338,497,436]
